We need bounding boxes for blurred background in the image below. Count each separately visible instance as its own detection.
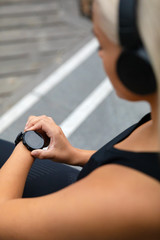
[0,0,150,151]
[0,0,92,115]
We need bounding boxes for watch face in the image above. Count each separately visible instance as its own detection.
[23,131,44,150]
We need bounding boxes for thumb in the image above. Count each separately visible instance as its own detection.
[31,149,49,159]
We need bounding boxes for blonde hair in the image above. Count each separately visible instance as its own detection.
[94,0,119,45]
[95,0,160,149]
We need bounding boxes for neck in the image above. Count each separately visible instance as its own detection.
[148,93,159,141]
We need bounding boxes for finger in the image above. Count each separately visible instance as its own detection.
[25,115,37,126]
[31,148,53,159]
[25,115,55,131]
[25,120,54,140]
[25,120,45,132]
[25,116,45,131]
[25,116,39,131]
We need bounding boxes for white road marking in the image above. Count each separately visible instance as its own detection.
[60,78,113,138]
[0,38,99,134]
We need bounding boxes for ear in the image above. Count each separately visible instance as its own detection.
[116,49,157,95]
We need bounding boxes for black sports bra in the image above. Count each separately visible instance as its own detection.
[77,113,160,181]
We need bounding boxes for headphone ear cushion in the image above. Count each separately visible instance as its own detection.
[117,50,157,95]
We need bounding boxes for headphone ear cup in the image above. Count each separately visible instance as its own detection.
[117,50,157,95]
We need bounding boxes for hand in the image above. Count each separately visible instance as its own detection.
[24,115,75,165]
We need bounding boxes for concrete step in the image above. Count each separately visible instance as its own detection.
[0,2,57,17]
[0,15,63,30]
[0,37,80,60]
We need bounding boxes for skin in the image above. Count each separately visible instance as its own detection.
[0,3,159,240]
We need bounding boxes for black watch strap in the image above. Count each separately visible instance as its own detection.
[15,131,45,151]
[15,132,23,146]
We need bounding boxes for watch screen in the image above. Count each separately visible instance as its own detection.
[24,131,44,150]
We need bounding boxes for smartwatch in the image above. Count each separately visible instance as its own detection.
[15,131,45,151]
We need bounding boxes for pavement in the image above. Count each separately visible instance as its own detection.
[0,0,150,153]
[0,0,92,115]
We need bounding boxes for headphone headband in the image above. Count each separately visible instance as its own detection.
[119,0,142,48]
[117,0,157,95]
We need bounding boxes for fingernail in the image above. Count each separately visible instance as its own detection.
[31,151,38,157]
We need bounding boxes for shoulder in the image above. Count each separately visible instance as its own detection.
[88,163,160,208]
[83,164,160,238]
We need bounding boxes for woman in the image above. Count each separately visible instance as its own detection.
[0,0,159,239]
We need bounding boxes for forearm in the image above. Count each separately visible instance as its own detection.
[0,142,34,203]
[70,148,96,167]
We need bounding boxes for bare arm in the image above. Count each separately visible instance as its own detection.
[67,147,96,167]
[0,142,34,204]
[0,159,159,240]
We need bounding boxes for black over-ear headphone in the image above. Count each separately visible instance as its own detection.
[117,0,157,95]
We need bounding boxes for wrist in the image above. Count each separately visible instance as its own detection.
[14,142,35,161]
[70,148,95,167]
